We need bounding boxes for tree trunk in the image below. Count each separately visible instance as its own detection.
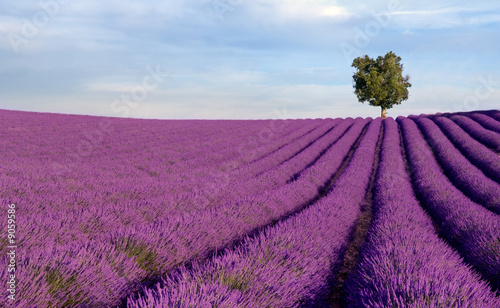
[381,107,387,119]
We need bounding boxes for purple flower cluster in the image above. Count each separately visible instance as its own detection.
[398,116,500,290]
[344,118,500,307]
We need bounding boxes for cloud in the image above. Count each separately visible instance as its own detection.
[273,0,351,19]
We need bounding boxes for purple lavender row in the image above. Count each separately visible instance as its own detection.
[469,112,500,134]
[344,118,499,307]
[431,116,500,183]
[106,117,366,306]
[413,116,500,213]
[192,119,321,177]
[0,231,146,307]
[126,119,382,308]
[153,119,310,177]
[398,117,500,290]
[450,114,500,152]
[484,110,500,122]
[0,112,311,219]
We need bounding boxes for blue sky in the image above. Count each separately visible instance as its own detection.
[0,0,499,119]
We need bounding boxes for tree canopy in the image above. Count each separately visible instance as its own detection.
[352,51,411,119]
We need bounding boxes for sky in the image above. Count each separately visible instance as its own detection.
[0,0,499,119]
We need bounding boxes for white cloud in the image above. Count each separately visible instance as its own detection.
[251,0,351,21]
[321,6,350,18]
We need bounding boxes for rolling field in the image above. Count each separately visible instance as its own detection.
[1,109,499,307]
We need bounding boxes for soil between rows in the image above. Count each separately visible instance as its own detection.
[328,121,384,308]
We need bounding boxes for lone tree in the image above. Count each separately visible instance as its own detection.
[352,51,411,119]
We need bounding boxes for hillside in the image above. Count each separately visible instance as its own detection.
[0,109,499,307]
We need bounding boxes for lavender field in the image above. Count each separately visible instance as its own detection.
[1,108,500,307]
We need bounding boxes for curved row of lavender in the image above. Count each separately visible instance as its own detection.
[398,116,500,290]
[450,114,500,152]
[344,118,499,307]
[412,116,500,213]
[469,113,500,134]
[485,109,500,122]
[430,116,500,183]
[126,119,382,307]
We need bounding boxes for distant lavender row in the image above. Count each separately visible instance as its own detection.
[431,116,500,184]
[344,118,500,307]
[398,117,500,290]
[469,112,500,134]
[232,119,338,179]
[450,114,500,152]
[127,119,382,308]
[251,118,352,186]
[225,119,350,198]
[413,116,500,213]
[484,110,500,122]
[179,120,341,212]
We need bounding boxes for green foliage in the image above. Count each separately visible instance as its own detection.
[114,236,160,275]
[45,267,85,307]
[352,51,411,116]
[218,268,251,291]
